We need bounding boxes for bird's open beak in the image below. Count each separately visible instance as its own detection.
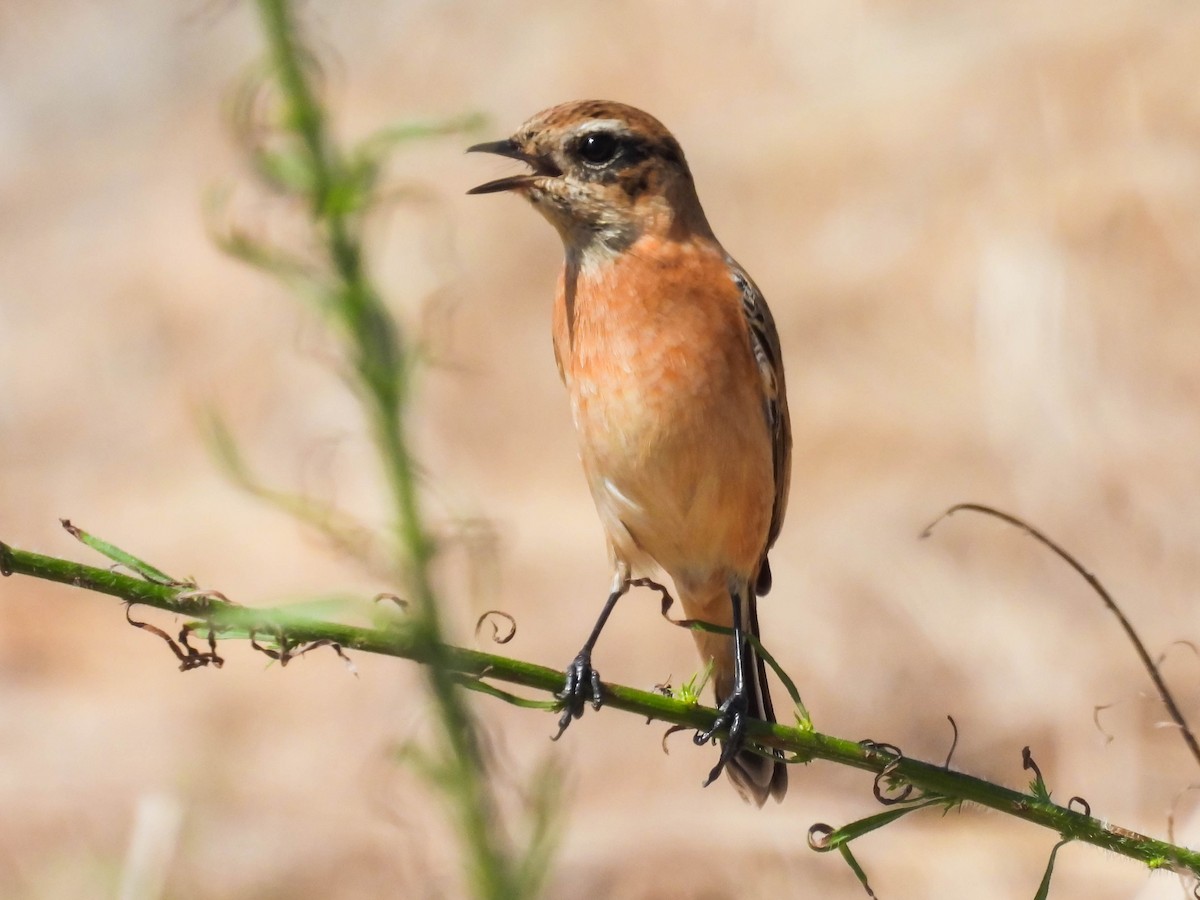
[466,139,561,194]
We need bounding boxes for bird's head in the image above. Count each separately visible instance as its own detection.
[468,100,712,258]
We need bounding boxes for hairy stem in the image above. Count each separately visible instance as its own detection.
[4,539,1197,879]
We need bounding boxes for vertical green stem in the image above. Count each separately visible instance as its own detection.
[253,2,521,895]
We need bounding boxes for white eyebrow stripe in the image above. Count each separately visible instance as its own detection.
[572,119,629,136]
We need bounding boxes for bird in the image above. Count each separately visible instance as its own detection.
[467,100,791,805]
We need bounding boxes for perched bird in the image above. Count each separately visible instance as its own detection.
[468,100,791,805]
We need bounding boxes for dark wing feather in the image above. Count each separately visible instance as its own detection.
[729,263,792,593]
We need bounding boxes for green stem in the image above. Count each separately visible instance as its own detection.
[252,3,518,895]
[4,540,1197,879]
[256,0,401,415]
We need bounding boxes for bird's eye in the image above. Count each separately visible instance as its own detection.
[577,132,619,166]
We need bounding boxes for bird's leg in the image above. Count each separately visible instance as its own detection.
[694,579,750,787]
[553,573,631,740]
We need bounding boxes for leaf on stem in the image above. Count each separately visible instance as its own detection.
[60,519,186,587]
[1034,840,1071,900]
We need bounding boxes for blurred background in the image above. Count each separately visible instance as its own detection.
[3,1,1200,897]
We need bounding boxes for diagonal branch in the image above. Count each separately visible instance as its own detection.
[924,503,1200,769]
[3,538,1198,878]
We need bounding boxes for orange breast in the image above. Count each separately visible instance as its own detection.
[552,236,774,582]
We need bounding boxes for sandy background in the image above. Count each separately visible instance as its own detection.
[3,1,1200,897]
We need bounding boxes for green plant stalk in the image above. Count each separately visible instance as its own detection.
[4,540,1198,879]
[253,2,518,896]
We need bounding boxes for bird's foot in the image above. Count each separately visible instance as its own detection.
[694,687,750,787]
[552,651,603,741]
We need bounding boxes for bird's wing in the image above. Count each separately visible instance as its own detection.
[730,264,793,559]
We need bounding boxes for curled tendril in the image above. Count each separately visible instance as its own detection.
[1093,702,1118,747]
[618,577,681,625]
[1157,640,1200,667]
[629,576,672,597]
[859,739,902,759]
[639,576,736,641]
[1068,796,1091,817]
[250,627,293,665]
[875,762,915,805]
[660,724,689,755]
[860,740,915,805]
[289,639,357,676]
[124,604,223,671]
[807,823,835,851]
[474,610,516,644]
[181,623,220,662]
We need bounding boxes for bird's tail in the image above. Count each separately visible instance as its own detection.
[685,582,788,806]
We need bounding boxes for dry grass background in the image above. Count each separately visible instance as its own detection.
[2,1,1200,897]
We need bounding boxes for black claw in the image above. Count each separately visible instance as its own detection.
[694,689,750,787]
[552,651,602,741]
[588,666,603,709]
[702,731,743,787]
[551,708,573,742]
